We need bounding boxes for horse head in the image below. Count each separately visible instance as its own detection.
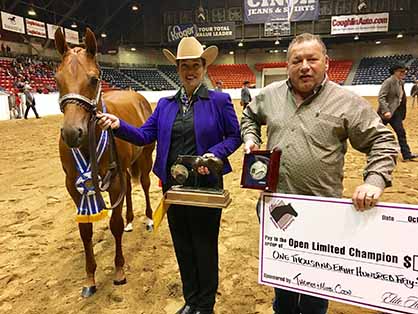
[55,27,100,148]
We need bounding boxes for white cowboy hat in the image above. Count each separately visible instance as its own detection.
[163,37,218,66]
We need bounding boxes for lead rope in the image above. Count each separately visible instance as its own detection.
[89,101,126,211]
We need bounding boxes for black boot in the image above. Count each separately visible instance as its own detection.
[176,304,194,314]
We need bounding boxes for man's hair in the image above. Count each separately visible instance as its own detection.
[287,33,327,60]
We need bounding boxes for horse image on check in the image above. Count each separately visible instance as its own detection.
[54,28,155,297]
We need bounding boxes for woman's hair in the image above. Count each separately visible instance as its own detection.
[176,58,206,67]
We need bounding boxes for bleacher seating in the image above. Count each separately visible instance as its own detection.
[120,68,175,91]
[207,64,256,89]
[327,60,353,84]
[255,62,287,71]
[0,59,13,92]
[353,54,415,85]
[158,64,181,87]
[255,60,352,84]
[406,59,418,82]
[0,57,57,94]
[102,68,145,91]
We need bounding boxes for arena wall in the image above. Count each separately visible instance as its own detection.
[1,84,415,121]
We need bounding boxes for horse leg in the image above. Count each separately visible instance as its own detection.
[124,172,134,232]
[79,223,97,296]
[64,175,97,297]
[109,176,127,285]
[138,144,154,231]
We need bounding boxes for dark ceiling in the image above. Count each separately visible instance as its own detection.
[0,0,149,46]
[1,0,417,52]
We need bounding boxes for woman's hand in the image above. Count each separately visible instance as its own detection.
[197,153,215,175]
[96,112,120,130]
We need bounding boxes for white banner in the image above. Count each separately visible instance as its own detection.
[259,193,418,314]
[25,18,46,38]
[1,11,25,34]
[47,24,62,40]
[64,28,79,44]
[331,12,389,35]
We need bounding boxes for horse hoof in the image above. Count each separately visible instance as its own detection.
[81,285,97,297]
[145,218,154,232]
[113,278,127,286]
[124,222,133,232]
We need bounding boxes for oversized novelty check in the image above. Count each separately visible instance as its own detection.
[259,193,418,314]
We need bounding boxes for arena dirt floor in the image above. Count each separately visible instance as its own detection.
[0,97,417,314]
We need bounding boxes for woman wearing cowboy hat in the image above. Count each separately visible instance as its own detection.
[97,37,241,314]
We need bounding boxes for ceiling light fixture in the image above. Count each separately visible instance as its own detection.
[354,35,359,40]
[132,4,139,11]
[397,33,403,39]
[238,41,243,47]
[101,33,107,38]
[274,40,280,45]
[28,8,36,16]
[130,47,136,51]
[229,51,234,55]
[375,40,381,45]
[71,22,77,28]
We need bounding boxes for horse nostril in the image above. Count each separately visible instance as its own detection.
[78,128,83,139]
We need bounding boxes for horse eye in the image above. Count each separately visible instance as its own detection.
[90,76,99,85]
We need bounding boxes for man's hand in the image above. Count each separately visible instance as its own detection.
[383,112,392,120]
[244,140,259,154]
[96,112,120,130]
[352,183,383,211]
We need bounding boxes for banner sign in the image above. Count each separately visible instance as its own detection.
[47,24,61,40]
[196,22,235,41]
[264,21,290,37]
[168,22,235,43]
[1,11,25,34]
[25,18,46,38]
[259,193,418,314]
[64,28,79,44]
[331,12,389,35]
[244,0,319,24]
[168,24,197,43]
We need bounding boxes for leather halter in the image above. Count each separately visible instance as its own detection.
[58,81,102,114]
[59,80,126,210]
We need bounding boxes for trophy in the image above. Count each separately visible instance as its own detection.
[240,150,281,191]
[164,155,232,208]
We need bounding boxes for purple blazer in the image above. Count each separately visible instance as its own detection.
[114,90,241,184]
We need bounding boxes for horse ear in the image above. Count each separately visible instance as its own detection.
[84,28,97,56]
[54,27,68,56]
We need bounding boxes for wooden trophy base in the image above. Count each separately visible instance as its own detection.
[165,186,231,208]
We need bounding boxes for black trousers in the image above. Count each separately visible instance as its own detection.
[24,103,39,119]
[383,109,411,159]
[273,288,329,314]
[167,203,221,313]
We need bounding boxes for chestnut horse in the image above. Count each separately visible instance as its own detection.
[54,28,154,297]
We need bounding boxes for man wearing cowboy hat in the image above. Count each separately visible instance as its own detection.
[23,83,40,119]
[378,61,417,161]
[97,37,241,314]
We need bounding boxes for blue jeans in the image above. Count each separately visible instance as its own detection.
[273,288,328,314]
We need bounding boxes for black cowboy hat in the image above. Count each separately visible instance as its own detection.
[389,61,407,75]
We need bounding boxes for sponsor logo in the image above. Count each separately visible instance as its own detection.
[168,24,197,42]
[269,200,298,231]
[8,16,16,25]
